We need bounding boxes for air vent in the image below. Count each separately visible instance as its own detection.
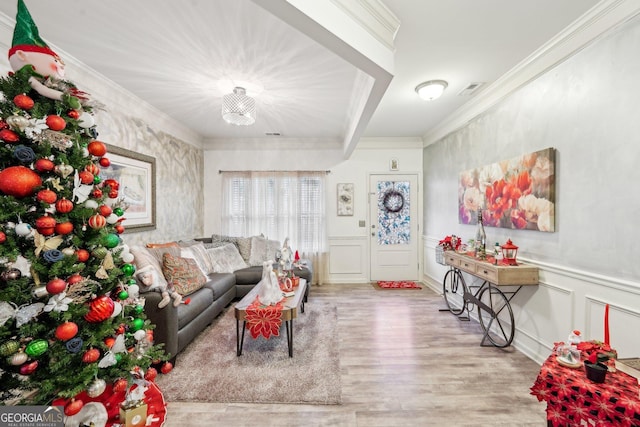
[457,82,485,96]
[265,132,281,136]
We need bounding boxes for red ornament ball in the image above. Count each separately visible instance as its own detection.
[76,249,90,262]
[87,140,107,157]
[55,221,74,235]
[0,231,6,244]
[108,189,118,199]
[78,170,94,185]
[55,197,74,213]
[98,205,112,217]
[0,128,20,143]
[34,158,55,172]
[55,321,79,341]
[113,378,128,393]
[45,115,66,131]
[103,178,120,190]
[67,274,84,285]
[46,278,67,294]
[82,348,100,363]
[88,214,106,229]
[19,360,38,375]
[67,109,80,119]
[85,296,115,323]
[144,367,158,382]
[115,224,125,234]
[99,157,111,167]
[36,189,57,204]
[161,361,173,374]
[0,166,43,198]
[13,93,34,110]
[64,399,84,416]
[92,188,103,199]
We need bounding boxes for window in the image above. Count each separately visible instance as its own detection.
[221,171,326,254]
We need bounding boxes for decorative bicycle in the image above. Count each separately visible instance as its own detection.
[441,265,515,347]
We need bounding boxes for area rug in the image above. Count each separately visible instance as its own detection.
[155,302,341,405]
[374,280,422,289]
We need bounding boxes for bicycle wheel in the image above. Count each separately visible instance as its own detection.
[477,284,515,347]
[442,269,467,315]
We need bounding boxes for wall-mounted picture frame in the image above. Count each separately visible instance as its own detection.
[103,144,156,232]
[337,183,354,216]
[390,158,399,171]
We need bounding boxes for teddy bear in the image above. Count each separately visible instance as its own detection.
[135,265,182,308]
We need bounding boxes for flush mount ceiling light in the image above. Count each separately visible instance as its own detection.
[415,80,448,101]
[222,87,256,126]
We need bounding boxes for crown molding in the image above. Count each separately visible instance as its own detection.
[202,137,342,151]
[330,0,400,51]
[421,0,640,147]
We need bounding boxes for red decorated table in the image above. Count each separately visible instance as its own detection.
[531,349,640,426]
[234,278,307,357]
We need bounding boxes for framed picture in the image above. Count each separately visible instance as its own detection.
[390,158,399,171]
[337,183,354,216]
[103,144,156,232]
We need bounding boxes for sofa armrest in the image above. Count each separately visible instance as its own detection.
[142,292,179,359]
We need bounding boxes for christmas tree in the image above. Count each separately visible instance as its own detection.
[0,0,167,415]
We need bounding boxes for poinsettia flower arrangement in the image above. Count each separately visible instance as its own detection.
[438,235,461,251]
[576,340,618,363]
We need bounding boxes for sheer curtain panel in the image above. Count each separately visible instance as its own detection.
[221,171,327,284]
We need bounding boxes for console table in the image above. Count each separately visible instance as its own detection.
[441,251,538,347]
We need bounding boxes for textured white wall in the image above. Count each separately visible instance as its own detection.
[423,13,640,361]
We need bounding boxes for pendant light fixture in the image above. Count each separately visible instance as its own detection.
[222,87,256,126]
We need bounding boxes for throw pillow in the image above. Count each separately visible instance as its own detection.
[180,247,209,276]
[248,235,281,266]
[146,241,179,248]
[178,241,214,275]
[161,253,206,296]
[234,236,252,263]
[206,243,247,273]
[130,246,169,289]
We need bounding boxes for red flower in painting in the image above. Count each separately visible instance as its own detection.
[245,302,283,339]
[510,209,528,229]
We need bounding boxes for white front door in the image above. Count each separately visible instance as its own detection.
[369,174,419,281]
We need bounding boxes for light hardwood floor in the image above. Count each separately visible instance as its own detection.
[163,283,547,426]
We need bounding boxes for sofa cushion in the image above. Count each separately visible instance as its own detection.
[206,243,247,273]
[162,253,207,296]
[233,265,264,285]
[248,235,281,266]
[211,233,252,263]
[179,243,214,275]
[177,287,214,329]
[203,273,236,300]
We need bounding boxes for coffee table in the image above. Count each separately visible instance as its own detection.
[234,278,307,357]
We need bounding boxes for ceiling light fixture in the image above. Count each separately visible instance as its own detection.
[222,87,256,125]
[415,80,448,101]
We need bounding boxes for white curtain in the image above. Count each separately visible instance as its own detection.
[221,171,327,285]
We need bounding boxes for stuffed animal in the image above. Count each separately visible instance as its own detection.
[135,265,182,308]
[257,261,283,306]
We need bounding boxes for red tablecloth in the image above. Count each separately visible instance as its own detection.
[531,350,640,426]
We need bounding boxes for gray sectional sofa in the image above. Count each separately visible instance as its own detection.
[135,238,313,363]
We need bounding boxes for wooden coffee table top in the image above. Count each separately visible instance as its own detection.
[235,278,307,321]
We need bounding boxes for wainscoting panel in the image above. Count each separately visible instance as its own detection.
[327,236,368,284]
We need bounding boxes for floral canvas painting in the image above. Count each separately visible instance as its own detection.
[459,147,555,232]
